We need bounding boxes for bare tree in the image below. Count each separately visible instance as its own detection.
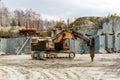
[0,1,57,30]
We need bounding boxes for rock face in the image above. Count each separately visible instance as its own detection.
[102,19,120,35]
[99,36,107,54]
[97,18,120,52]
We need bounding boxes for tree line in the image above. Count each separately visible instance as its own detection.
[0,2,56,30]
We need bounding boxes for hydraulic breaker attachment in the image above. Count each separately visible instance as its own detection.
[90,38,95,62]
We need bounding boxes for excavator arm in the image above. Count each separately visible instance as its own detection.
[72,30,95,62]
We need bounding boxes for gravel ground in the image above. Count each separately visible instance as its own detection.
[0,53,120,80]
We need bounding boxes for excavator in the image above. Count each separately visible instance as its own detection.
[30,29,95,62]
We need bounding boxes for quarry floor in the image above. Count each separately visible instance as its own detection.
[0,53,120,80]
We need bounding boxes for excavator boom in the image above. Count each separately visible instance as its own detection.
[53,30,73,43]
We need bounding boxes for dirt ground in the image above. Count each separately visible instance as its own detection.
[0,53,120,80]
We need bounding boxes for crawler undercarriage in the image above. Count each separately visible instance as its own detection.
[31,51,75,60]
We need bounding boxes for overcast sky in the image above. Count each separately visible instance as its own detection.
[2,0,120,20]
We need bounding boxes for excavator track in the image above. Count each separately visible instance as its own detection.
[31,51,75,60]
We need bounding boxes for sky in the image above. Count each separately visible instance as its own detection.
[1,0,120,21]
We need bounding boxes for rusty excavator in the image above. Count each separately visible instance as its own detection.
[30,29,95,62]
